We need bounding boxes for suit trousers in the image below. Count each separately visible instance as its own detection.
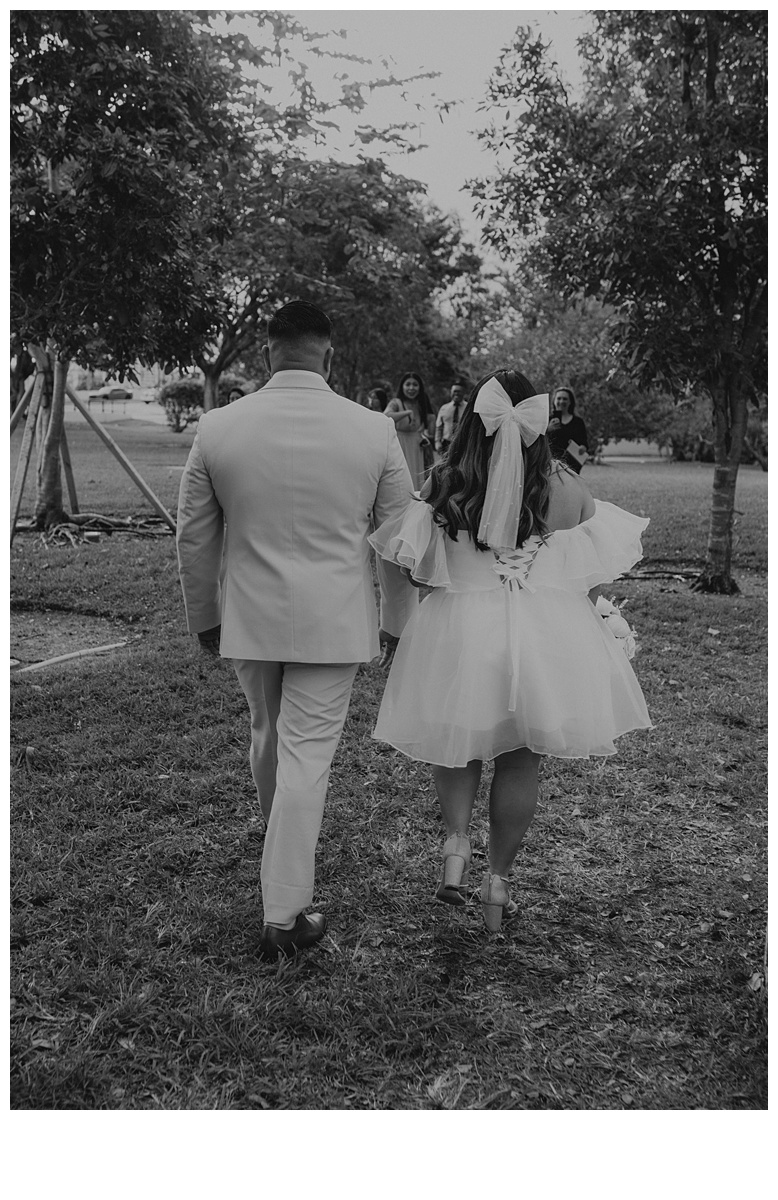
[233,659,359,926]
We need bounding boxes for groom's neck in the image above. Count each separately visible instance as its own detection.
[265,338,333,380]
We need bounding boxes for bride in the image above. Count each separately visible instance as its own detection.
[370,369,652,932]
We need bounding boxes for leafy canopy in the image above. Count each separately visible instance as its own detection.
[471,11,767,400]
[11,10,255,374]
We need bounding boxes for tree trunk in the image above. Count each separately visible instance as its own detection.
[11,345,34,416]
[30,345,69,529]
[692,376,746,594]
[202,369,221,412]
[693,464,739,593]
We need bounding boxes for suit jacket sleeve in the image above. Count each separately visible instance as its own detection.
[373,421,419,637]
[176,425,225,634]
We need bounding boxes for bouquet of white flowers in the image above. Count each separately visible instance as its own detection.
[596,595,638,659]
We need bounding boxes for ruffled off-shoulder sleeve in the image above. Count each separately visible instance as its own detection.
[369,499,452,588]
[531,499,650,592]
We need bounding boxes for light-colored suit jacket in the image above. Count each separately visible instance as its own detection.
[176,370,418,662]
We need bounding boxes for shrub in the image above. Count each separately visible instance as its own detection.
[157,375,257,432]
[216,374,254,405]
[157,378,203,433]
[744,406,767,471]
[655,396,715,462]
[654,395,767,468]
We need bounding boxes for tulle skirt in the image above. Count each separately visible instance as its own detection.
[373,582,652,767]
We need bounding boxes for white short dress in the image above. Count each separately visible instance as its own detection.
[369,499,652,767]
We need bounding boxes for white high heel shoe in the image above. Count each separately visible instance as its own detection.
[436,833,471,906]
[480,871,518,932]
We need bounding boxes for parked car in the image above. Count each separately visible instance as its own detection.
[88,385,134,401]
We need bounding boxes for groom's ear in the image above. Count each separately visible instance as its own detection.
[261,344,271,374]
[323,345,334,378]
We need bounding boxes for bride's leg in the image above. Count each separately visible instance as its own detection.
[432,760,482,904]
[488,748,540,876]
[432,760,482,835]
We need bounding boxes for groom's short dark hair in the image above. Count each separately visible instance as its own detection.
[268,301,332,343]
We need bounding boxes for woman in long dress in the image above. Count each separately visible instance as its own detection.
[370,369,652,932]
[546,385,590,473]
[383,372,435,489]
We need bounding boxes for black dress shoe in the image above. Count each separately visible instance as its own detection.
[258,913,327,962]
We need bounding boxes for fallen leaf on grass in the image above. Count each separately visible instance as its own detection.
[746,973,763,992]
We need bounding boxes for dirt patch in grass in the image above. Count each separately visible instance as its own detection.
[10,610,132,668]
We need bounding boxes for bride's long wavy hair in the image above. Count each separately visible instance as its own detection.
[422,369,553,550]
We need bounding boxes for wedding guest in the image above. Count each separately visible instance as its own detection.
[434,377,468,458]
[547,385,589,473]
[370,369,651,933]
[366,386,389,412]
[177,301,417,961]
[383,372,436,489]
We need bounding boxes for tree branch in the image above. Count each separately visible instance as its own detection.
[705,12,721,110]
[740,283,767,363]
[676,16,699,121]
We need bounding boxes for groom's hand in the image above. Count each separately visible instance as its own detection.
[400,567,424,589]
[198,625,221,656]
[378,629,400,671]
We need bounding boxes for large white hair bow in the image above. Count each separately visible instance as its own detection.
[474,376,549,553]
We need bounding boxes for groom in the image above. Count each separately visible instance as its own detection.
[176,301,417,960]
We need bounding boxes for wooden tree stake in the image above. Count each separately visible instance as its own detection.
[65,386,176,531]
[59,427,79,513]
[10,378,35,435]
[10,374,44,544]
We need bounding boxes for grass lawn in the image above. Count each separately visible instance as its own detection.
[11,417,197,520]
[10,435,767,1110]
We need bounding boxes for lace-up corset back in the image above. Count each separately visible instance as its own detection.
[492,541,543,591]
[444,532,542,593]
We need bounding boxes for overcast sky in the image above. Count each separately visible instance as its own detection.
[283,6,594,241]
